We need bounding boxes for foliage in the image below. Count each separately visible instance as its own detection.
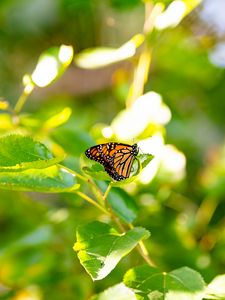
[74,221,150,280]
[0,0,225,299]
[124,265,206,300]
[0,135,64,171]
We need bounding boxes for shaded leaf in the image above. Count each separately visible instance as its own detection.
[73,221,150,280]
[124,265,206,300]
[0,134,64,172]
[0,165,79,193]
[107,188,138,223]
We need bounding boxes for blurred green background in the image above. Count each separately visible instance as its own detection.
[0,0,225,299]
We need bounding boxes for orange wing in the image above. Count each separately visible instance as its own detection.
[113,149,136,178]
[85,143,138,181]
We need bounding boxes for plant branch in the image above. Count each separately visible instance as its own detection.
[129,223,156,267]
[58,164,88,182]
[103,182,112,201]
[14,84,34,114]
[126,46,152,108]
[126,3,163,108]
[75,191,109,215]
[59,164,106,207]
[87,178,106,207]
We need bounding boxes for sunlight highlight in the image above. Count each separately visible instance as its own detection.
[160,145,186,181]
[137,138,186,184]
[132,92,171,125]
[58,45,73,64]
[22,74,34,94]
[31,55,58,87]
[138,135,165,184]
[112,91,171,141]
[118,34,144,60]
[155,0,186,30]
[102,126,113,138]
[75,34,144,69]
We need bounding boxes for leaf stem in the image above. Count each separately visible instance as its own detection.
[129,223,156,267]
[14,84,34,114]
[87,178,106,206]
[58,164,88,182]
[126,3,163,108]
[143,2,164,34]
[59,164,106,207]
[126,46,152,108]
[75,191,109,215]
[103,182,112,201]
[59,165,105,206]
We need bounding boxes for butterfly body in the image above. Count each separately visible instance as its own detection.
[85,143,138,181]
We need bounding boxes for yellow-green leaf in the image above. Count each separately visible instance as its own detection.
[0,166,79,193]
[0,134,64,172]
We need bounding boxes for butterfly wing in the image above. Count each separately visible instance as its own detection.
[85,145,104,163]
[112,144,138,179]
[103,162,125,181]
[85,143,138,181]
[85,144,113,166]
[113,150,136,179]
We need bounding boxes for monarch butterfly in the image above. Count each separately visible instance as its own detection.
[85,142,139,181]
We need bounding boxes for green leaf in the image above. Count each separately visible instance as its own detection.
[107,188,138,223]
[91,283,137,300]
[82,163,111,181]
[0,134,64,172]
[124,265,206,300]
[0,165,79,193]
[73,221,150,280]
[31,45,73,87]
[205,275,225,299]
[139,153,154,169]
[75,34,144,69]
